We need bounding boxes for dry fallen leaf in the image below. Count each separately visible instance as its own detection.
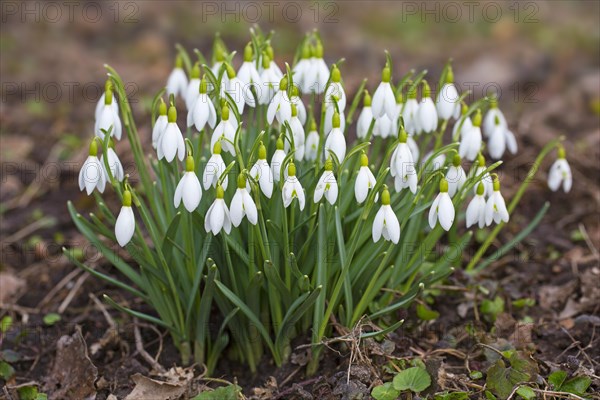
[124,367,193,400]
[45,327,98,400]
[0,271,26,303]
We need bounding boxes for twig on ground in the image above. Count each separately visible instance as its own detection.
[57,272,89,313]
[38,268,82,309]
[133,318,166,374]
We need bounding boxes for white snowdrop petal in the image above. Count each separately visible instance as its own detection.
[429,195,441,229]
[372,207,385,242]
[115,206,135,247]
[230,190,245,227]
[438,194,455,231]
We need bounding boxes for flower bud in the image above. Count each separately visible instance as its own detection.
[168,105,177,123]
[243,43,253,62]
[89,139,98,156]
[191,63,201,79]
[158,99,167,116]
[381,186,391,205]
[258,142,267,159]
[472,109,482,127]
[288,162,297,176]
[452,153,461,167]
[332,111,341,128]
[360,152,369,167]
[363,90,372,107]
[440,177,449,193]
[381,67,391,83]
[331,65,341,83]
[185,155,195,172]
[123,189,132,207]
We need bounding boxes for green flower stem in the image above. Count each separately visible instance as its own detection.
[465,136,564,272]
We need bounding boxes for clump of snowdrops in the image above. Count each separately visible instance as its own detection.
[66,29,570,374]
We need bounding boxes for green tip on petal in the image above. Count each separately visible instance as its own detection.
[360,152,369,167]
[158,99,167,116]
[331,66,341,83]
[382,67,391,83]
[175,54,183,68]
[472,109,482,127]
[395,91,404,104]
[399,127,408,143]
[381,186,391,205]
[276,136,284,150]
[494,115,501,126]
[168,105,177,123]
[301,42,310,59]
[199,77,207,94]
[244,43,253,62]
[221,104,230,120]
[216,184,224,199]
[226,64,236,79]
[452,153,461,167]
[237,173,246,189]
[477,153,485,167]
[557,145,566,159]
[89,139,98,156]
[288,162,296,176]
[445,65,454,84]
[422,80,431,98]
[261,52,271,69]
[493,176,500,191]
[476,182,485,196]
[258,142,267,159]
[123,190,132,207]
[104,88,113,105]
[440,177,449,193]
[191,63,201,79]
[291,103,298,117]
[324,158,333,171]
[332,112,341,128]
[363,90,372,107]
[213,140,222,154]
[279,76,288,91]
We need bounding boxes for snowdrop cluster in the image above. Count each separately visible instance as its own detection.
[72,30,571,374]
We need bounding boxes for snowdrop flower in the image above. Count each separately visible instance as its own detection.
[188,77,217,132]
[157,105,185,162]
[166,55,188,99]
[390,129,418,194]
[210,104,236,156]
[325,66,346,112]
[100,145,124,182]
[153,100,168,149]
[324,112,346,162]
[265,44,284,80]
[488,114,517,160]
[436,66,460,120]
[223,64,253,114]
[402,89,421,136]
[286,104,306,161]
[204,185,232,235]
[465,183,487,229]
[174,155,202,212]
[446,154,466,197]
[203,141,228,191]
[459,109,483,161]
[324,101,345,136]
[470,154,494,197]
[372,186,400,244]
[237,43,262,100]
[372,66,396,118]
[271,136,287,183]
[429,178,455,231]
[282,163,305,210]
[452,104,472,141]
[95,80,118,122]
[482,97,507,138]
[308,41,329,95]
[79,139,106,195]
[267,76,292,124]
[407,136,420,162]
[417,81,438,134]
[249,143,273,198]
[289,86,307,125]
[314,158,338,205]
[95,87,122,140]
[115,190,135,247]
[548,146,572,193]
[357,91,374,139]
[292,42,312,94]
[185,63,201,111]
[258,53,279,105]
[355,153,377,203]
[304,119,320,162]
[485,175,509,225]
[230,174,258,227]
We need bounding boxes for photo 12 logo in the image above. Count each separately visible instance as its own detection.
[200,1,339,23]
[400,1,539,24]
[1,1,140,24]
